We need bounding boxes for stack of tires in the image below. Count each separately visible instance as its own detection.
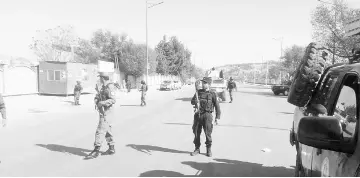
[287,42,330,107]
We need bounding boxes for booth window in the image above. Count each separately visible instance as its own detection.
[47,70,62,81]
[54,70,61,80]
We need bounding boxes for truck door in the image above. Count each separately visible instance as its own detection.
[311,73,360,176]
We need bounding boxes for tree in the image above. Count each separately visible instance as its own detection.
[155,36,192,81]
[90,29,157,78]
[29,25,79,61]
[74,38,100,64]
[282,45,305,76]
[311,0,360,63]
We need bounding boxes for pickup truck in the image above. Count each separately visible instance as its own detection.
[271,80,292,96]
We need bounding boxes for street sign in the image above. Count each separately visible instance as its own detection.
[98,60,114,73]
[345,16,360,37]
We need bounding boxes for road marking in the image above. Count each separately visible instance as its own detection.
[195,170,202,176]
[261,148,271,152]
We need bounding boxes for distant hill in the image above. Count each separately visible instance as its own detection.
[212,61,282,84]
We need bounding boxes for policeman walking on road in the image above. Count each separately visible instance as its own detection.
[74,81,83,105]
[227,77,237,103]
[139,80,148,106]
[191,77,221,157]
[0,94,7,127]
[85,72,117,160]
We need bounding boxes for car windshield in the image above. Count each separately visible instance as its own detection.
[163,81,171,83]
[174,81,178,83]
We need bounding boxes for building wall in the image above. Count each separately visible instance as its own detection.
[38,61,67,95]
[66,63,98,94]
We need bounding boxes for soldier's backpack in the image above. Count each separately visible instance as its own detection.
[229,82,236,89]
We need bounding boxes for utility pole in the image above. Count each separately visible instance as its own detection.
[146,0,163,84]
[253,67,256,85]
[318,0,337,64]
[266,60,269,86]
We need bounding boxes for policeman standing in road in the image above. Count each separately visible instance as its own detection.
[85,72,117,160]
[191,77,221,157]
[74,81,83,105]
[139,80,148,106]
[0,94,7,127]
[227,77,237,103]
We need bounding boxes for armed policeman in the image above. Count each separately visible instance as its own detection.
[227,77,237,103]
[190,77,221,157]
[85,72,117,159]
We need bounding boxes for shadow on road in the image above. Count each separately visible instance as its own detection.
[164,123,289,131]
[175,97,192,102]
[63,101,75,105]
[28,108,48,113]
[121,105,141,107]
[35,144,92,157]
[183,159,294,176]
[139,158,294,177]
[139,170,186,177]
[238,90,287,98]
[279,112,294,115]
[126,144,191,155]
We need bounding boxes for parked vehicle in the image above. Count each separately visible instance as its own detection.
[173,81,182,89]
[271,80,292,96]
[160,80,174,90]
[209,78,227,101]
[288,42,360,176]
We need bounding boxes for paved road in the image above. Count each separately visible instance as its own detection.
[0,84,296,176]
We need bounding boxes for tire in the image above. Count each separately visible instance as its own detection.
[274,92,279,96]
[287,42,329,107]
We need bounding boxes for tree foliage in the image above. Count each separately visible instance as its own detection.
[282,45,305,76]
[311,0,360,62]
[155,36,192,81]
[29,25,79,61]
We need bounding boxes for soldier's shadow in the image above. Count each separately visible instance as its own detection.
[126,144,191,155]
[35,144,92,157]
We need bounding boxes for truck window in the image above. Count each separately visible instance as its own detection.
[333,75,358,142]
[312,73,339,113]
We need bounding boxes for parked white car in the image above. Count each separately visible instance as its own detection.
[160,80,175,90]
[173,81,182,89]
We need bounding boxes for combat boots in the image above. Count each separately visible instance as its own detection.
[85,146,101,159]
[102,145,115,155]
[190,148,200,156]
[206,147,212,157]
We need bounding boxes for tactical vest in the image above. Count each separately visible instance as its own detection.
[229,82,236,89]
[99,83,113,102]
[199,92,214,113]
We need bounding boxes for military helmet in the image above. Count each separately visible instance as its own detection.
[141,80,145,84]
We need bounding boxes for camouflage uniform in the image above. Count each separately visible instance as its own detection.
[0,94,6,126]
[74,81,83,105]
[227,78,237,103]
[140,80,147,106]
[85,72,117,159]
[191,77,221,157]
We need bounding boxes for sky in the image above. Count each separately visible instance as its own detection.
[0,0,360,70]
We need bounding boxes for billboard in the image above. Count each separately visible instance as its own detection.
[345,16,360,37]
[98,60,114,73]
